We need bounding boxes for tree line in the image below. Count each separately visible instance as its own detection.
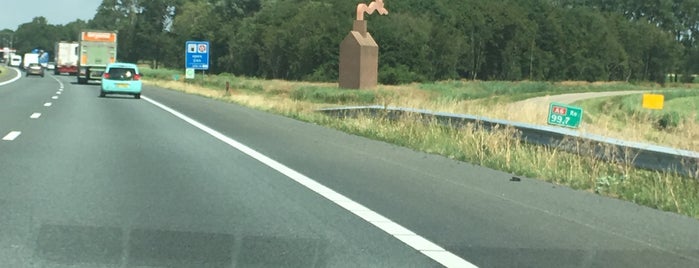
[3,0,699,84]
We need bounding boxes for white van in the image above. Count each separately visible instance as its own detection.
[9,54,22,67]
[23,53,39,69]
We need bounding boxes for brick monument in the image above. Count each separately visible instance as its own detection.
[339,0,388,89]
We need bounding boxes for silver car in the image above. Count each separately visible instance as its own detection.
[26,63,45,77]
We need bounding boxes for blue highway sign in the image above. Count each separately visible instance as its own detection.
[185,41,210,70]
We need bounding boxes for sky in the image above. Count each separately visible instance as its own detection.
[0,0,102,31]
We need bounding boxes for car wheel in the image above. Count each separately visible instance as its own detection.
[99,90,106,98]
[134,93,141,99]
[78,77,87,84]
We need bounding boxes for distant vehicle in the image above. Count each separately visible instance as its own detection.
[9,54,21,67]
[78,30,117,84]
[23,53,40,69]
[47,62,56,70]
[25,63,44,77]
[100,63,142,99]
[54,41,79,75]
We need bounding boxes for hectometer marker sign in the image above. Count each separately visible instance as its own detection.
[548,102,583,128]
[185,41,209,70]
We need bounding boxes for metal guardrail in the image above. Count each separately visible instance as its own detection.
[318,106,699,178]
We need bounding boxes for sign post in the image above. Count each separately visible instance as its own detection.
[185,41,210,79]
[547,103,583,128]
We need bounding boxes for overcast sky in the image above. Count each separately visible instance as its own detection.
[0,0,102,31]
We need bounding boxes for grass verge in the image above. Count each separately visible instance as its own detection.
[0,65,8,80]
[574,90,699,151]
[142,69,699,220]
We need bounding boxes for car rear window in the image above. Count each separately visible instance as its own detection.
[107,67,138,81]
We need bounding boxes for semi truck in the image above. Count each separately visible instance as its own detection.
[54,41,79,75]
[77,30,117,84]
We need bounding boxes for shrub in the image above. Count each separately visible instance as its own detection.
[290,86,376,104]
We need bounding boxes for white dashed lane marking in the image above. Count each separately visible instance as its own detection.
[2,131,21,141]
[51,96,58,100]
[44,102,52,107]
[30,113,41,119]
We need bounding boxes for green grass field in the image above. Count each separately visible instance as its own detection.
[575,90,699,126]
[573,90,699,149]
[0,65,8,79]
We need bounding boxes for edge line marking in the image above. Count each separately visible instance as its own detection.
[50,74,65,90]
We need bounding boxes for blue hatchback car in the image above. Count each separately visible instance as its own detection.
[100,63,142,99]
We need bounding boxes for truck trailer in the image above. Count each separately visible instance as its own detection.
[77,30,117,84]
[54,41,79,75]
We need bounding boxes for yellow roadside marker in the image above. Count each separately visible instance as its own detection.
[642,94,664,110]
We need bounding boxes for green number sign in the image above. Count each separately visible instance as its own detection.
[547,103,583,128]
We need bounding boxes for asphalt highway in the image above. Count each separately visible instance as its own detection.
[1,68,698,267]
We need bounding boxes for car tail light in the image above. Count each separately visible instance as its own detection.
[103,73,110,79]
[133,74,141,81]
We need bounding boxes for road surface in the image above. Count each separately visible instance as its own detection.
[1,71,698,267]
[512,90,646,106]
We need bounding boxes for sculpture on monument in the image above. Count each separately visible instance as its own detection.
[339,1,388,89]
[356,0,388,21]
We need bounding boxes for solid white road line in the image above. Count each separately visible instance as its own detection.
[50,74,65,90]
[44,102,52,107]
[30,113,41,119]
[2,131,21,141]
[142,96,478,268]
